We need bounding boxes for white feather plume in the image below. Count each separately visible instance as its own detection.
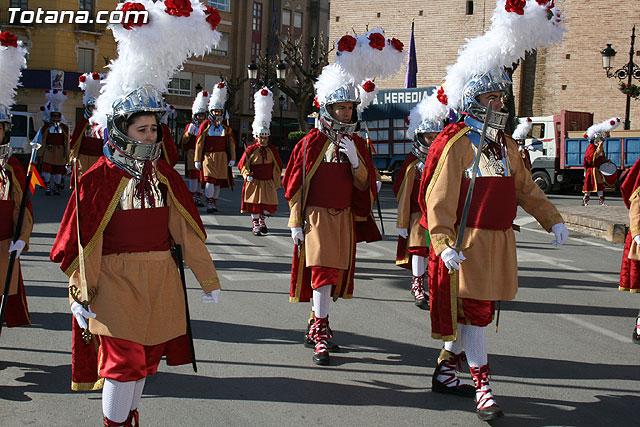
[423,0,565,124]
[512,117,533,140]
[192,90,210,115]
[209,82,228,110]
[45,89,67,112]
[0,36,27,111]
[407,93,449,137]
[586,116,622,140]
[252,87,274,136]
[79,72,104,105]
[357,81,378,114]
[92,0,222,130]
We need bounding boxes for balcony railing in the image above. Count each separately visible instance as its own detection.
[75,21,107,34]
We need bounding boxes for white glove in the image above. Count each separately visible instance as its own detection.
[65,164,72,175]
[246,176,254,182]
[8,239,26,258]
[291,227,304,245]
[440,247,466,271]
[376,181,382,193]
[201,289,220,304]
[195,161,202,171]
[397,228,408,239]
[228,160,235,167]
[338,136,359,169]
[634,235,640,246]
[551,223,568,247]
[71,301,96,330]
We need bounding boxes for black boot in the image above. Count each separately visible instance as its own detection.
[432,348,475,397]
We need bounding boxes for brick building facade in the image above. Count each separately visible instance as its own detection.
[330,0,640,128]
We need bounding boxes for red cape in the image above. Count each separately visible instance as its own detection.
[583,143,606,192]
[237,142,284,173]
[621,156,640,208]
[50,156,206,277]
[393,152,421,270]
[2,156,33,327]
[161,123,179,167]
[69,117,89,153]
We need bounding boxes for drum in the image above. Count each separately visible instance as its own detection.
[599,161,617,176]
[599,161,618,187]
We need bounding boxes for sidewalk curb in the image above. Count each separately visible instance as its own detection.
[559,207,628,243]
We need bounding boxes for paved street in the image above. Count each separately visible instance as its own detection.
[1,171,638,426]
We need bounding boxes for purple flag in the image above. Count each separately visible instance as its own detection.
[405,21,417,88]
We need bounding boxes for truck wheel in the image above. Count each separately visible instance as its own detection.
[531,170,552,194]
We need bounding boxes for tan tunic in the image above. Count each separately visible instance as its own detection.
[428,134,563,301]
[627,195,640,260]
[41,125,69,166]
[194,124,236,180]
[396,163,427,248]
[68,187,220,346]
[0,172,32,295]
[288,148,369,269]
[240,147,280,206]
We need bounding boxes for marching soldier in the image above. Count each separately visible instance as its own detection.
[39,89,69,195]
[417,2,568,421]
[582,117,621,206]
[0,31,32,329]
[238,87,283,235]
[181,90,209,206]
[50,2,223,425]
[194,82,237,213]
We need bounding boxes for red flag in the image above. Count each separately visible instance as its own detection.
[28,163,45,194]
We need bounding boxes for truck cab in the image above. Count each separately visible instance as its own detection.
[9,111,37,166]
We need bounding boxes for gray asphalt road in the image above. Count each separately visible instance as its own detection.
[1,173,637,426]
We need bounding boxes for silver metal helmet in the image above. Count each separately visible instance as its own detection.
[253,120,270,138]
[412,120,443,162]
[104,85,165,178]
[317,84,360,143]
[84,100,96,120]
[462,69,511,130]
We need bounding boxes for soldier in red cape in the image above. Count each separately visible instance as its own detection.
[38,89,69,195]
[394,117,441,310]
[0,31,32,330]
[238,87,283,235]
[582,117,621,206]
[181,90,209,206]
[194,82,237,213]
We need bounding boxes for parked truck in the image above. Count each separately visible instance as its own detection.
[520,110,640,193]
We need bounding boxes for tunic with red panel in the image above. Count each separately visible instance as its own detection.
[50,156,221,391]
[180,122,199,179]
[583,141,606,193]
[194,120,236,188]
[619,158,640,292]
[238,142,283,214]
[160,123,179,168]
[69,117,103,186]
[418,122,563,341]
[40,122,70,175]
[393,152,428,268]
[283,128,380,303]
[0,156,33,327]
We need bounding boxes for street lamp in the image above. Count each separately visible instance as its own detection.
[247,61,259,81]
[279,94,285,147]
[275,60,288,81]
[601,25,640,130]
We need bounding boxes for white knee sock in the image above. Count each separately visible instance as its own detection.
[444,323,465,354]
[130,378,146,411]
[213,185,221,199]
[102,378,136,423]
[204,182,215,198]
[187,178,197,193]
[53,174,62,185]
[597,190,604,197]
[412,255,426,277]
[251,214,260,219]
[460,324,487,367]
[41,171,50,183]
[312,285,332,319]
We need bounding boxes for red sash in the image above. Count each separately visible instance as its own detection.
[102,207,170,255]
[47,132,65,146]
[306,162,353,210]
[252,163,273,180]
[0,200,14,240]
[204,135,227,153]
[79,136,103,156]
[455,176,516,230]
